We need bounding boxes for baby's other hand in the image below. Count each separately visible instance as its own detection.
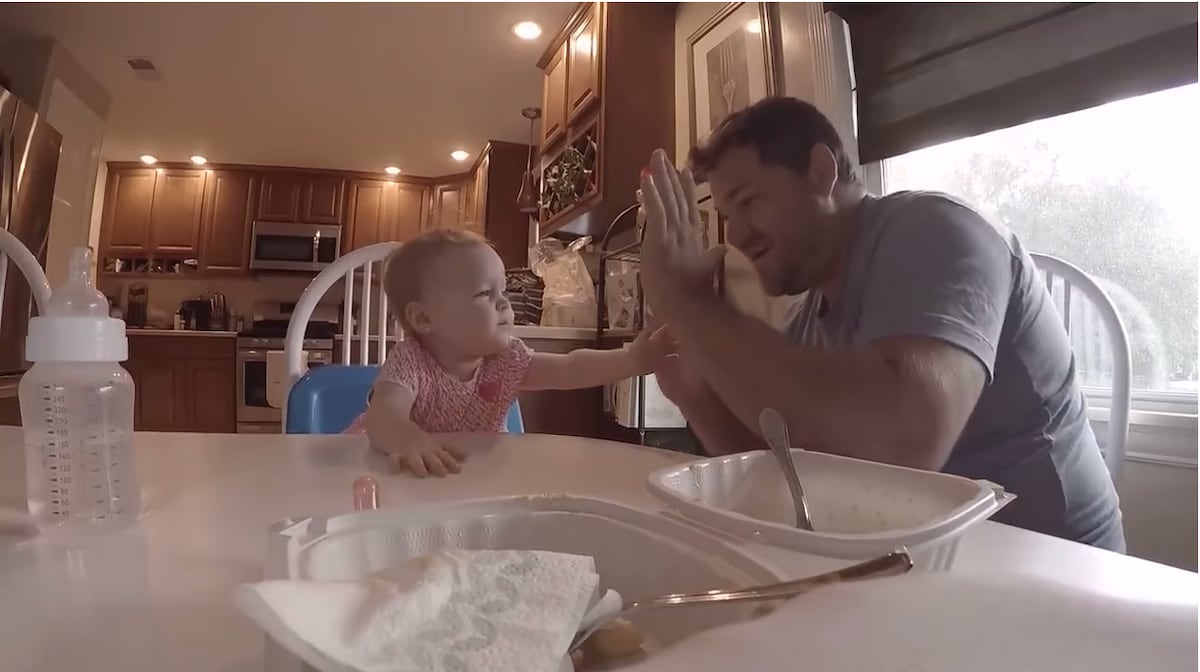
[386,433,466,478]
[630,325,676,374]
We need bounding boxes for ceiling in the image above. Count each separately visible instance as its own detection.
[0,2,575,176]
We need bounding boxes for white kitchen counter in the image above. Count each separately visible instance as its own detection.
[0,429,1193,671]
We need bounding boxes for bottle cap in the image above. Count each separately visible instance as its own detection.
[26,247,128,362]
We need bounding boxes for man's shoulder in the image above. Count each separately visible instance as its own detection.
[865,190,1019,257]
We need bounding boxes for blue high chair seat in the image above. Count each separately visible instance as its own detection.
[285,364,524,435]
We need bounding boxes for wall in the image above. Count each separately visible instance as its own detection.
[673,3,1197,571]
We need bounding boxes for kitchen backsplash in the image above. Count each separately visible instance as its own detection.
[98,274,344,325]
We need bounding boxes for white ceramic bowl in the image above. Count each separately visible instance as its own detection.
[648,449,1013,570]
[262,495,785,671]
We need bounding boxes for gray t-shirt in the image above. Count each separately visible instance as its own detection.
[784,191,1125,551]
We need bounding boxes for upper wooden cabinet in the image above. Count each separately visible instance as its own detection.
[200,171,255,275]
[535,3,675,237]
[102,168,205,259]
[102,168,157,255]
[303,175,346,224]
[257,173,345,225]
[149,169,206,257]
[345,179,430,252]
[566,8,601,123]
[541,42,568,149]
[256,173,302,221]
[429,181,468,231]
[427,142,531,268]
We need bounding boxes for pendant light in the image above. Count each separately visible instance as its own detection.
[516,107,542,214]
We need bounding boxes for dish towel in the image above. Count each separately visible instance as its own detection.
[234,549,600,672]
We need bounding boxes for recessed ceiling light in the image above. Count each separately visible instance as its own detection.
[746,18,761,34]
[190,155,207,165]
[512,21,542,40]
[384,166,401,175]
[140,155,157,165]
[450,150,470,162]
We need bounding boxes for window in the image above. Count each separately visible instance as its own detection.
[881,84,1198,414]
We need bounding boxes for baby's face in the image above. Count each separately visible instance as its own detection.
[420,243,514,356]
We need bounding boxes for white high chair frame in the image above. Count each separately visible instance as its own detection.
[284,242,402,385]
[1031,252,1131,482]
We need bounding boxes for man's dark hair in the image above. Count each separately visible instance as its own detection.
[689,96,858,184]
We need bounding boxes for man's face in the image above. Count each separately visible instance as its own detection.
[708,145,838,296]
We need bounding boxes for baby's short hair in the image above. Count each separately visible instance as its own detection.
[383,229,490,331]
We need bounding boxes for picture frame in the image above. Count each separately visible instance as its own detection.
[686,2,783,148]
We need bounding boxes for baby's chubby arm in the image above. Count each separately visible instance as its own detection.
[520,327,674,391]
[364,381,465,477]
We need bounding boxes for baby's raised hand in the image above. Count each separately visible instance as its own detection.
[629,325,677,374]
[386,433,466,478]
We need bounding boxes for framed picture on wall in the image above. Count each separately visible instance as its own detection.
[686,2,782,147]
[695,183,725,251]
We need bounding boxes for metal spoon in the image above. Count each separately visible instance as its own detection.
[758,408,815,531]
[568,550,913,654]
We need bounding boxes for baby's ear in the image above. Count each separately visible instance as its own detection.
[405,302,433,335]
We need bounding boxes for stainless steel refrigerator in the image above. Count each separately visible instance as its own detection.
[0,86,62,386]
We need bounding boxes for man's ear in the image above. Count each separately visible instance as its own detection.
[806,143,839,198]
[404,302,433,335]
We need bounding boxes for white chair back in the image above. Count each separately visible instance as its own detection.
[1031,252,1131,481]
[284,242,402,384]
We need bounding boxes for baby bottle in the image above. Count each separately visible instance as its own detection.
[19,247,138,539]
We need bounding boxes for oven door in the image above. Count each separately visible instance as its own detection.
[249,221,340,272]
[237,348,332,422]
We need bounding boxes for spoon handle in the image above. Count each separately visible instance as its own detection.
[759,408,815,531]
[631,550,914,610]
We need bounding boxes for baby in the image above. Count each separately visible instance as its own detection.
[346,229,672,477]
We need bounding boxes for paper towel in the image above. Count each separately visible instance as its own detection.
[235,549,600,672]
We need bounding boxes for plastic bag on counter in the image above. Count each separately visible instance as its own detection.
[531,237,597,329]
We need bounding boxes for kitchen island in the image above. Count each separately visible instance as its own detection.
[0,429,1193,671]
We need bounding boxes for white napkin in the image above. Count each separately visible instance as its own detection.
[623,571,1197,672]
[235,550,600,672]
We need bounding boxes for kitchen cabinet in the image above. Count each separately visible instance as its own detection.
[257,173,345,225]
[102,169,157,256]
[429,181,468,231]
[566,7,601,123]
[256,173,302,222]
[427,142,530,268]
[541,42,568,148]
[199,171,256,275]
[102,168,205,260]
[344,179,430,251]
[149,169,206,257]
[302,175,346,224]
[127,335,236,433]
[535,2,675,237]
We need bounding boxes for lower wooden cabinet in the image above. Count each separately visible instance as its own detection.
[126,335,236,433]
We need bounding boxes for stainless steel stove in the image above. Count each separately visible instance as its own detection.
[235,320,337,433]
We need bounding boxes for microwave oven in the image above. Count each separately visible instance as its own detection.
[249,221,341,272]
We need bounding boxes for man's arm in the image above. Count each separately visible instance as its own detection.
[674,381,767,455]
[658,200,1010,471]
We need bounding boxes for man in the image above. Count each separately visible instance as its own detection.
[639,96,1125,551]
